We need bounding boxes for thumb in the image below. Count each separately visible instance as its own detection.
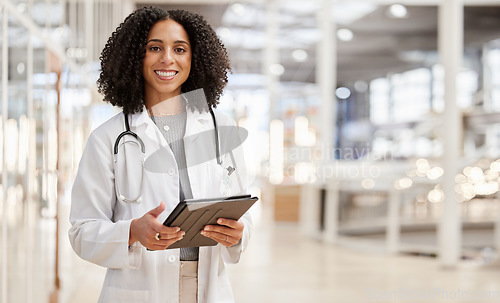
[148,201,165,218]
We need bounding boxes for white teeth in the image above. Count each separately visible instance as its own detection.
[155,71,176,77]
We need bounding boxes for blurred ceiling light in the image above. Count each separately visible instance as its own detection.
[485,169,499,181]
[292,49,308,62]
[17,63,25,75]
[75,48,87,59]
[461,183,476,200]
[67,47,88,59]
[399,178,413,189]
[361,178,375,189]
[398,50,427,63]
[231,3,245,15]
[337,28,353,41]
[269,63,285,76]
[463,166,472,176]
[217,27,232,39]
[490,160,500,172]
[54,26,65,37]
[416,158,429,167]
[416,158,430,175]
[427,166,444,180]
[354,80,368,92]
[335,87,351,99]
[428,188,444,203]
[475,181,498,196]
[394,177,412,190]
[468,167,484,183]
[388,4,408,18]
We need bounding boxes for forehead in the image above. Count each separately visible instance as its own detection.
[147,19,190,43]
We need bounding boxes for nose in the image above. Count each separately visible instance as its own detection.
[162,48,175,64]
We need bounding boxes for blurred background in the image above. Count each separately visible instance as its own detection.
[2,0,500,302]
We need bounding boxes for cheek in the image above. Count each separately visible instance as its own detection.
[184,57,192,74]
[142,58,150,76]
[143,52,158,68]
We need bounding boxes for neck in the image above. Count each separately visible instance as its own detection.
[147,95,186,116]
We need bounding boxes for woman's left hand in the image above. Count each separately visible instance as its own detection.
[201,218,244,247]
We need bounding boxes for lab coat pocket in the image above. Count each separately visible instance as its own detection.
[101,286,151,303]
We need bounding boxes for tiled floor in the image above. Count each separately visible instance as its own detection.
[66,220,500,303]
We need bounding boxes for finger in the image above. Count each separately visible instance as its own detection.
[163,235,184,246]
[200,230,234,247]
[203,224,242,240]
[158,230,184,240]
[149,235,184,250]
[148,201,165,218]
[215,218,243,229]
[157,226,181,234]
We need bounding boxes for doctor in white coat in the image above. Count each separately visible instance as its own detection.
[69,7,251,303]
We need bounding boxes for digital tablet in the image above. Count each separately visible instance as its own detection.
[163,195,258,249]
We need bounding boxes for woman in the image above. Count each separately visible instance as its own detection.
[69,7,251,303]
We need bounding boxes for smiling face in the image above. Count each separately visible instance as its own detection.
[142,19,192,108]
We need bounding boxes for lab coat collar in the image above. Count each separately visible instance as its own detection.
[130,106,152,129]
[185,108,214,137]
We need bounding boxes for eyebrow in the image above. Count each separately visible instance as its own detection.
[146,39,190,46]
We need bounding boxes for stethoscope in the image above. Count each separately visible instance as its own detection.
[113,108,221,203]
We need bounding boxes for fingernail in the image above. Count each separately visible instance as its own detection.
[181,231,185,236]
[175,227,181,232]
[217,219,223,224]
[201,231,206,235]
[204,226,211,231]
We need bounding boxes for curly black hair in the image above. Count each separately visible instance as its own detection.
[97,7,231,115]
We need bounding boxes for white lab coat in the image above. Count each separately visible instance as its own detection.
[69,106,251,303]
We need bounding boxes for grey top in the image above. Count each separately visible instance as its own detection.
[151,112,198,261]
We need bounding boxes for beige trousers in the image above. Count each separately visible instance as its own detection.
[179,261,198,303]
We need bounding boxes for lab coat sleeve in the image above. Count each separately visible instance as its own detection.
[222,211,252,264]
[68,130,142,269]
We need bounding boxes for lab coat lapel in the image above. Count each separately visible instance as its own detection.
[185,109,217,198]
[184,109,212,141]
[129,107,169,156]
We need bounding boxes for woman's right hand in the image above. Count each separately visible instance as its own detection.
[128,201,185,250]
